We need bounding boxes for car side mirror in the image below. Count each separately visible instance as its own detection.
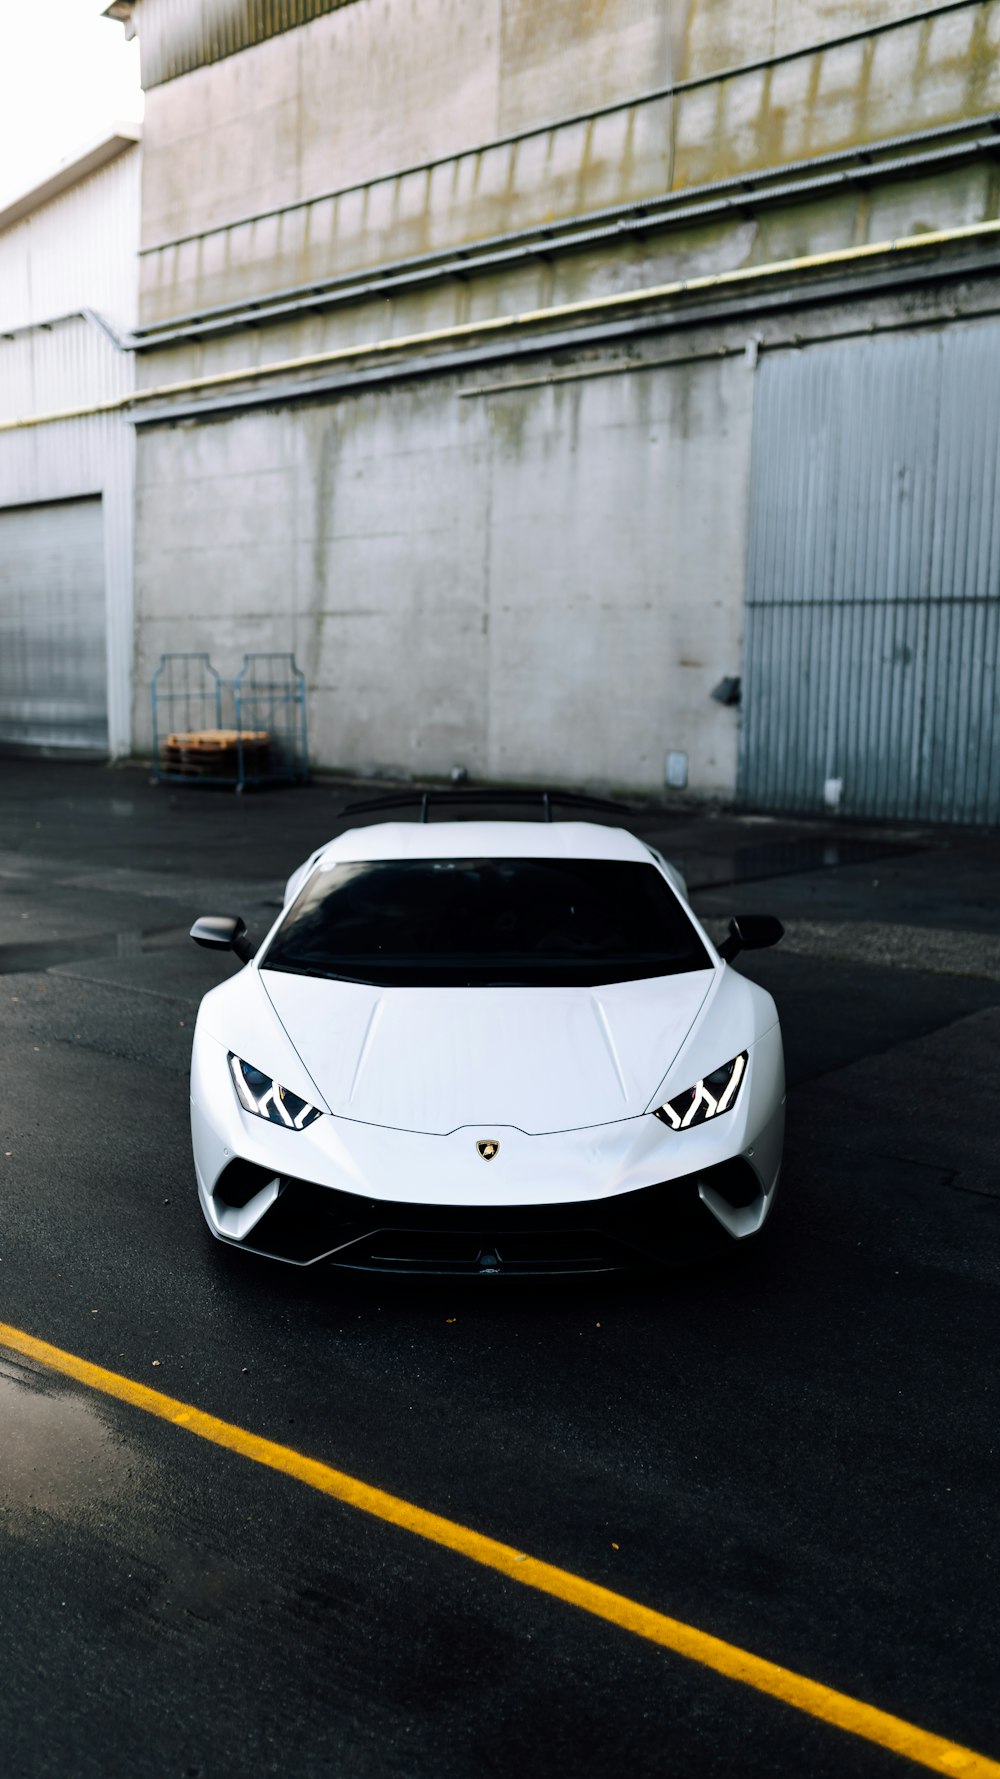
[717,914,784,962]
[190,915,256,963]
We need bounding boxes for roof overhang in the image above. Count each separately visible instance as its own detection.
[103,3,137,36]
[0,125,141,234]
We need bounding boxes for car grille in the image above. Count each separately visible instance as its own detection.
[212,1158,762,1273]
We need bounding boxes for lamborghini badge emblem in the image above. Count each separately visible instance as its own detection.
[476,1139,500,1161]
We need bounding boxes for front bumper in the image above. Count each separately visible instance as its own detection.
[204,1154,780,1273]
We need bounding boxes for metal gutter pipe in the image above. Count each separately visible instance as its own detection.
[4,119,992,358]
[3,219,1000,435]
[131,118,1000,349]
[130,258,1000,426]
[0,308,132,350]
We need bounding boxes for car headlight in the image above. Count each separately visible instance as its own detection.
[228,1053,322,1129]
[653,1051,748,1129]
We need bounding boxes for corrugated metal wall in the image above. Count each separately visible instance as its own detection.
[135,0,358,87]
[0,147,140,336]
[0,380,135,758]
[739,321,1000,824]
[0,145,138,757]
[0,499,107,750]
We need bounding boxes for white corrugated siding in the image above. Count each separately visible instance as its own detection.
[0,147,141,336]
[0,144,139,756]
[0,317,133,426]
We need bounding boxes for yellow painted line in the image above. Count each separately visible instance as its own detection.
[1,1317,996,1779]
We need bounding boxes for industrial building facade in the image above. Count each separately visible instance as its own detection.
[25,0,1000,818]
[0,130,140,757]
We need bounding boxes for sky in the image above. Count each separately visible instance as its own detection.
[0,0,143,210]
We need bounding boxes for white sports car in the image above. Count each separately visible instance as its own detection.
[189,795,785,1273]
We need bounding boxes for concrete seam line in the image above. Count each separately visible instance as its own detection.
[2,219,1000,435]
[0,1318,997,1779]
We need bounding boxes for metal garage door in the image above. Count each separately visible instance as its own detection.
[0,496,108,751]
[739,323,1000,824]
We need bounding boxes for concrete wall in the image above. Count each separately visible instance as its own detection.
[138,0,670,246]
[133,347,752,791]
[126,0,1000,794]
[134,0,1000,325]
[132,0,981,91]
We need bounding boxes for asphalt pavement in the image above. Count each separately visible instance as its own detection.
[1,759,998,1778]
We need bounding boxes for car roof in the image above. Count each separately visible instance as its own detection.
[316,820,656,866]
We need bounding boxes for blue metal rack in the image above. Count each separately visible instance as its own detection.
[233,652,309,789]
[151,651,309,790]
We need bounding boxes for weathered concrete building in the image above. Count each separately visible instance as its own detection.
[114,0,999,819]
[0,129,140,755]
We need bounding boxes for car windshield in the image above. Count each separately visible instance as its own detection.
[260,857,712,987]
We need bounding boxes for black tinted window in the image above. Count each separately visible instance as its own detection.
[261,858,711,987]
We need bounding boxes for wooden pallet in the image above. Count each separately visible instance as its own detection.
[161,728,270,779]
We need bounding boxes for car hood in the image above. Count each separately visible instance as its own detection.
[258,968,716,1135]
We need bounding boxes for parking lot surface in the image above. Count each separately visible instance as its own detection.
[1,760,998,1778]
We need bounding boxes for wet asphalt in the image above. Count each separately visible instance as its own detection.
[0,760,998,1778]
